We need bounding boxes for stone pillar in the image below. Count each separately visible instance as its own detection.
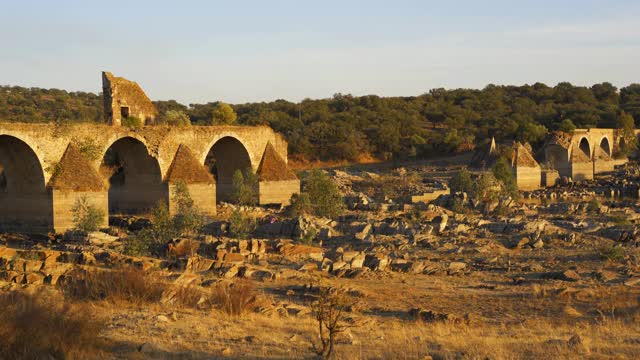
[256,142,300,205]
[165,145,216,216]
[47,144,109,233]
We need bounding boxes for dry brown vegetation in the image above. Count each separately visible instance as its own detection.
[210,280,260,317]
[0,290,105,359]
[60,267,166,305]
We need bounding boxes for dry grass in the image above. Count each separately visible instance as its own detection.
[60,266,166,306]
[0,290,105,359]
[210,280,259,317]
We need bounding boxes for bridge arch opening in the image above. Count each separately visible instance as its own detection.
[579,137,591,159]
[100,137,167,214]
[204,136,252,202]
[0,135,52,232]
[599,137,611,158]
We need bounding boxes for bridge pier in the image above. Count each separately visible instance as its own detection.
[166,145,216,216]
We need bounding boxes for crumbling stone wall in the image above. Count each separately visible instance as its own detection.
[102,71,158,126]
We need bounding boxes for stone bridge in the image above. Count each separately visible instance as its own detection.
[0,122,300,233]
[543,128,628,181]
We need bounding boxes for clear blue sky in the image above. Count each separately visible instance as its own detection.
[1,0,639,104]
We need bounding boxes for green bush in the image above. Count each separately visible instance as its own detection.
[230,168,258,206]
[126,183,205,256]
[287,192,312,217]
[121,116,143,128]
[600,246,625,262]
[71,197,104,232]
[492,157,518,198]
[163,110,191,126]
[471,172,502,203]
[229,209,257,239]
[587,198,601,212]
[172,181,205,236]
[449,168,474,194]
[304,170,344,219]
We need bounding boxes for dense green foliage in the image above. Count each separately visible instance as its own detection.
[0,86,102,123]
[302,170,344,219]
[491,157,518,198]
[3,82,640,162]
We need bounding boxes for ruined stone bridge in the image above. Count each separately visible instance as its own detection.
[543,128,629,181]
[0,122,300,233]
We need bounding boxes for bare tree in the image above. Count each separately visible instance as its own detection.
[310,286,357,359]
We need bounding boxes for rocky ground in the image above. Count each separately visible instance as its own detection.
[1,163,640,359]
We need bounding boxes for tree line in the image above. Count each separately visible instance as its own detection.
[2,82,640,162]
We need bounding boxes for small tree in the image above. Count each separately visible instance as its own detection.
[163,110,191,126]
[492,157,518,198]
[558,119,576,133]
[71,197,104,232]
[287,192,312,217]
[230,168,258,206]
[211,102,237,125]
[471,172,502,203]
[172,181,205,236]
[618,111,638,156]
[449,168,474,194]
[311,287,357,359]
[126,184,204,256]
[228,209,257,239]
[305,170,344,219]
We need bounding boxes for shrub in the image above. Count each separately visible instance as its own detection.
[600,246,625,262]
[230,168,258,206]
[449,168,474,194]
[73,138,102,161]
[172,181,205,236]
[127,184,205,256]
[300,227,318,245]
[587,198,601,212]
[0,290,104,359]
[71,196,104,232]
[229,209,257,239]
[471,172,502,203]
[305,170,344,219]
[492,156,518,198]
[60,267,166,306]
[287,192,312,217]
[210,280,258,317]
[121,115,143,128]
[163,110,191,126]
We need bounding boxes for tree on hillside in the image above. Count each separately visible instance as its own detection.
[211,102,237,125]
[618,111,638,156]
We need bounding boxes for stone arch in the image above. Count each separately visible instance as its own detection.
[204,136,253,202]
[100,136,167,214]
[578,137,591,159]
[599,136,612,158]
[0,135,52,232]
[0,131,47,179]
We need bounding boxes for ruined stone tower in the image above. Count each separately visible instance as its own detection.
[102,71,158,126]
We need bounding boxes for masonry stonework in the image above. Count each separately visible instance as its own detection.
[0,122,298,233]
